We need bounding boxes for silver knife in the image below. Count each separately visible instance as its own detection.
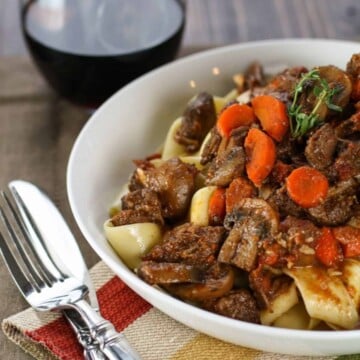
[10,180,141,359]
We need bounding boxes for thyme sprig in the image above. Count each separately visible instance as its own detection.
[289,69,342,138]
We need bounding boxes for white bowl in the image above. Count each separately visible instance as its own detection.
[67,39,360,356]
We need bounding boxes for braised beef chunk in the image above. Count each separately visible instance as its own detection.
[308,178,358,226]
[200,126,222,165]
[141,158,197,220]
[111,189,163,226]
[244,61,265,90]
[268,186,306,219]
[249,267,293,310]
[280,216,321,240]
[259,66,308,102]
[128,159,157,191]
[143,223,226,268]
[346,53,360,78]
[269,161,293,186]
[137,261,203,285]
[275,135,307,165]
[335,142,360,180]
[280,216,320,267]
[121,188,160,211]
[175,92,217,152]
[305,123,337,170]
[202,289,260,323]
[111,209,162,226]
[335,112,360,141]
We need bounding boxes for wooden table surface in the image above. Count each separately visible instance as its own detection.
[0,1,360,359]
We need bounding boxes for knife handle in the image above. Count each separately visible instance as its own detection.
[64,310,106,360]
[70,299,142,360]
[83,342,107,360]
[96,326,142,360]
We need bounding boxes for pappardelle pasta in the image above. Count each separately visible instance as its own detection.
[105,54,360,330]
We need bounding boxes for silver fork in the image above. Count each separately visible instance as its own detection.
[0,188,141,360]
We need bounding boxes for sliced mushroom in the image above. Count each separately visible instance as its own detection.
[297,66,352,123]
[317,65,352,110]
[219,199,279,271]
[137,261,203,285]
[164,263,234,302]
[224,198,279,234]
[200,126,222,165]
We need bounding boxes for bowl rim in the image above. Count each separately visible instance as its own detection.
[67,38,360,346]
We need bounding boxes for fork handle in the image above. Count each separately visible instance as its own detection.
[70,299,142,360]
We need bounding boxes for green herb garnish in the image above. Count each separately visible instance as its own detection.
[289,69,342,138]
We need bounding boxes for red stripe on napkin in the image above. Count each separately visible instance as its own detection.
[25,318,83,360]
[97,276,152,331]
[25,276,152,360]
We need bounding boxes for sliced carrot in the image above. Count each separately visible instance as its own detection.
[216,103,255,138]
[285,166,329,208]
[208,188,226,225]
[251,95,289,142]
[244,128,276,187]
[315,227,343,267]
[333,226,360,258]
[225,177,256,213]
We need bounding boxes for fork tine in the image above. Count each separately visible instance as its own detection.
[0,205,39,296]
[8,185,67,284]
[0,232,35,296]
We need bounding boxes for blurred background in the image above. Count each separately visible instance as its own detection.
[1,0,359,57]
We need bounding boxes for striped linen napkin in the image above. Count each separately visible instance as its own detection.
[1,261,358,360]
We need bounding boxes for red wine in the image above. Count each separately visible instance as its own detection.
[22,0,185,107]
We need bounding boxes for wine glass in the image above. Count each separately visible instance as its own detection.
[20,0,186,108]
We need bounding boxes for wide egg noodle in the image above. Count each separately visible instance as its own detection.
[161,117,189,160]
[223,88,239,103]
[260,281,298,326]
[213,96,227,115]
[284,266,359,329]
[273,301,320,330]
[104,220,162,270]
[179,155,203,170]
[197,131,212,158]
[189,186,217,226]
[341,259,360,311]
